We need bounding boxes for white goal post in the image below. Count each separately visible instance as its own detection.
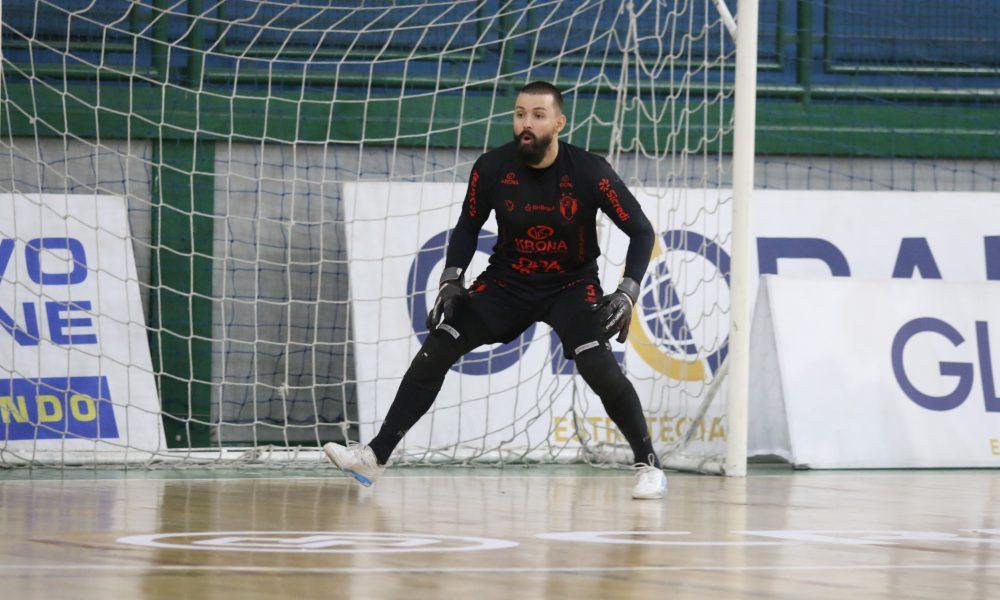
[725,0,760,477]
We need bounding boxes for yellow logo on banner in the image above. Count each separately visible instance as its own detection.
[626,234,729,382]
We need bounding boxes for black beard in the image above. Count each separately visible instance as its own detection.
[514,131,552,166]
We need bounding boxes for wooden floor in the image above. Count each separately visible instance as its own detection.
[1,465,998,599]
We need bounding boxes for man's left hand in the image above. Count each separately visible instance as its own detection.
[596,278,639,343]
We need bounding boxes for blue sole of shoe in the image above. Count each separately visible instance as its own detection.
[346,470,372,487]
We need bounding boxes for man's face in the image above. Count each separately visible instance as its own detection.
[513,92,566,166]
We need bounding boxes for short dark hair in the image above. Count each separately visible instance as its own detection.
[517,81,564,112]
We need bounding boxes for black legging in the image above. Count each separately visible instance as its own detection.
[575,347,660,468]
[369,331,659,468]
[368,329,481,464]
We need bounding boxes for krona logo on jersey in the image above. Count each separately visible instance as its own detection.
[514,238,568,254]
[516,226,567,253]
[526,225,554,241]
[501,172,519,186]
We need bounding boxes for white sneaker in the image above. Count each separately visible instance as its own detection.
[632,465,667,499]
[323,441,385,487]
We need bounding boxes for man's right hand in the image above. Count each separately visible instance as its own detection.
[426,268,467,330]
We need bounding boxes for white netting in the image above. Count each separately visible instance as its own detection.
[0,0,737,470]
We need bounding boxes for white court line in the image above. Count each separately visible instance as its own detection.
[0,471,987,484]
[2,563,999,574]
[0,474,639,483]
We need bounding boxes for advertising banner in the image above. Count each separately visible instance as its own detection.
[343,184,1000,462]
[0,194,164,457]
[342,183,732,461]
[749,276,1000,468]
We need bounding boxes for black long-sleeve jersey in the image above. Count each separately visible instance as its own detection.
[446,140,655,285]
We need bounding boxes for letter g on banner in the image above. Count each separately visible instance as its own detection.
[892,317,974,411]
[407,230,536,375]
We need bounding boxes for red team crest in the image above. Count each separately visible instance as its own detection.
[559,193,578,222]
[504,199,515,213]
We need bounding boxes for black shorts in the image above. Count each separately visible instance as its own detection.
[441,270,610,359]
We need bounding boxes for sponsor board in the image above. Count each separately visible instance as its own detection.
[343,183,734,460]
[0,194,163,455]
[749,276,1000,468]
[343,184,1000,461]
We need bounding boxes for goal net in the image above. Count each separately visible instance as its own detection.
[0,0,745,470]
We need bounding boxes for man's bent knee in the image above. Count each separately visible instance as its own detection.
[574,344,630,397]
[403,329,469,392]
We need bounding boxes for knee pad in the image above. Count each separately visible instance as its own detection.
[574,346,630,398]
[402,329,467,392]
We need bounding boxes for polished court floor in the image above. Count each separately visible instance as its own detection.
[1,464,998,599]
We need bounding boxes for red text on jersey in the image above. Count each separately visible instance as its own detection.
[514,238,569,254]
[467,169,480,217]
[511,257,564,274]
[598,177,631,222]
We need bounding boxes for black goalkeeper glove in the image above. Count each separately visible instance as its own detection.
[426,267,467,330]
[596,277,639,343]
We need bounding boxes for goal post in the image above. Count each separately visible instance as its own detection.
[0,0,756,471]
[724,0,760,477]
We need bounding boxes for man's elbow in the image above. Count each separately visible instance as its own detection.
[631,218,655,242]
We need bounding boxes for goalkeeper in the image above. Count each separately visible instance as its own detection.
[325,81,666,499]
